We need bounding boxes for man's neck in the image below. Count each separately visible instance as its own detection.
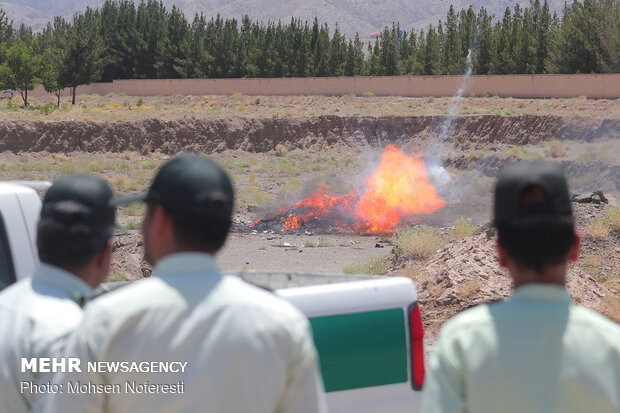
[511,264,567,290]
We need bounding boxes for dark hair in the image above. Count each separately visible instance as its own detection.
[37,218,113,270]
[167,208,231,252]
[497,221,575,274]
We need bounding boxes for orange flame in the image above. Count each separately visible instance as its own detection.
[252,145,445,234]
[355,145,445,233]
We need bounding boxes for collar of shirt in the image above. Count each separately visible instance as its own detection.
[154,252,221,278]
[33,263,96,303]
[509,283,571,304]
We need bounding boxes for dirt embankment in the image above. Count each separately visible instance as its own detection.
[0,115,617,153]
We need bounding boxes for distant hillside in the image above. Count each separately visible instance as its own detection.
[1,0,566,37]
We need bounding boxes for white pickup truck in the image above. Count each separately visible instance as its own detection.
[0,182,426,412]
[0,182,44,291]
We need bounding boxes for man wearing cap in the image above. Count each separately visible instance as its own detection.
[41,153,327,413]
[421,161,620,413]
[0,175,118,413]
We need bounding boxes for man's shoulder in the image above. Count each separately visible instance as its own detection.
[86,274,306,324]
[440,301,499,335]
[569,304,620,338]
[0,278,32,306]
[217,276,307,320]
[85,277,173,317]
[0,277,81,322]
[0,278,83,352]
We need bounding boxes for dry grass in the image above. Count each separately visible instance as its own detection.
[275,159,296,174]
[275,144,288,157]
[397,262,428,281]
[602,294,620,323]
[544,139,568,158]
[427,280,446,297]
[394,225,447,259]
[584,219,609,239]
[278,177,302,194]
[240,184,273,203]
[450,219,477,239]
[606,206,620,232]
[119,203,144,217]
[2,95,616,122]
[343,255,389,275]
[456,279,483,297]
[121,220,142,230]
[579,253,604,278]
[107,271,128,282]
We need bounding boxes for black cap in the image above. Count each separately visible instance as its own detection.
[41,175,117,227]
[494,161,573,227]
[118,153,234,219]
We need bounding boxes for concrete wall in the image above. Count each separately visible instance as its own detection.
[29,74,620,99]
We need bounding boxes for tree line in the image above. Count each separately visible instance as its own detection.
[0,0,617,106]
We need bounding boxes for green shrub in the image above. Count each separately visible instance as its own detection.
[304,239,335,248]
[450,219,477,239]
[136,97,144,106]
[545,139,567,158]
[361,91,375,97]
[606,206,620,232]
[5,100,18,110]
[107,271,128,282]
[38,103,56,115]
[122,221,142,230]
[343,255,389,275]
[395,225,447,259]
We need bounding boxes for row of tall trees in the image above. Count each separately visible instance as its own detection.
[366,0,618,76]
[0,0,617,105]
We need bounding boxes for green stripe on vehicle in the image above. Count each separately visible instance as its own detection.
[309,308,407,392]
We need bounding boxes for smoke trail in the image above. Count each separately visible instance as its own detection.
[425,49,474,193]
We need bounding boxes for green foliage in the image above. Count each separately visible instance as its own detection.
[343,255,389,275]
[107,271,128,282]
[58,9,106,104]
[0,40,49,105]
[450,219,477,239]
[546,0,619,73]
[0,0,615,92]
[606,206,620,232]
[395,225,448,259]
[38,103,56,115]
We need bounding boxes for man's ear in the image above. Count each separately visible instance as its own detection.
[569,231,580,262]
[497,241,509,268]
[96,238,114,268]
[151,204,172,235]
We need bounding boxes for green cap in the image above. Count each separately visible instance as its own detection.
[41,174,118,227]
[118,153,234,220]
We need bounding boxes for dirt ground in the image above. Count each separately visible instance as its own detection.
[0,94,617,336]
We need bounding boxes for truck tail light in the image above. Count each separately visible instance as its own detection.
[408,303,425,390]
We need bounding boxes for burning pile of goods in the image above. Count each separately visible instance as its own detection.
[250,145,446,234]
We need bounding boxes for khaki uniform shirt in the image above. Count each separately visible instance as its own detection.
[0,264,95,413]
[40,252,327,413]
[421,284,620,413]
